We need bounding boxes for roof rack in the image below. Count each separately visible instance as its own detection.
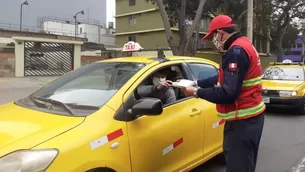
[269,60,305,66]
[269,62,305,66]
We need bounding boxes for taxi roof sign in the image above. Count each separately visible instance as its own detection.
[282,59,292,64]
[122,41,143,52]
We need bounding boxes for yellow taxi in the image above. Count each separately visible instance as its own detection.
[262,59,305,114]
[0,52,224,172]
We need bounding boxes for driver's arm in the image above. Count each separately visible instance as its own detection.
[136,85,157,98]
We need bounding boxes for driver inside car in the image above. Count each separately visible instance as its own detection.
[137,68,176,105]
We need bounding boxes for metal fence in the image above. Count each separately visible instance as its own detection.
[0,22,113,40]
[0,23,41,33]
[24,41,74,76]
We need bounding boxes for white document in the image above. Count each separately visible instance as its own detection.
[171,79,195,88]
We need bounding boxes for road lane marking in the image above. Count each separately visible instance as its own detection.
[290,155,305,172]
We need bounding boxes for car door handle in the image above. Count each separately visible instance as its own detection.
[189,110,202,117]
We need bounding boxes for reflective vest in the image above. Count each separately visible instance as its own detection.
[216,36,265,121]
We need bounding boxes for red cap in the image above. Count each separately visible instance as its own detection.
[203,15,236,40]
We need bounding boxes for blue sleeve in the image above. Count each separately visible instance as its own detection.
[197,75,218,88]
[197,46,250,104]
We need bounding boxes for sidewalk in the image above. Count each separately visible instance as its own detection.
[0,76,58,105]
[0,76,58,89]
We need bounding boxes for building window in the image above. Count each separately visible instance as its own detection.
[79,27,83,34]
[128,35,136,42]
[129,15,136,25]
[129,0,136,6]
[200,17,210,28]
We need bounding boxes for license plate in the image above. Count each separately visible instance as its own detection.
[263,97,270,104]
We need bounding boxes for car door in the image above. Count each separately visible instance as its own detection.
[123,60,205,172]
[185,60,224,157]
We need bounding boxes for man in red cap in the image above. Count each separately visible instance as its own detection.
[181,15,265,172]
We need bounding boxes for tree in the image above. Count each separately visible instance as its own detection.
[146,0,207,56]
[270,23,300,57]
[203,0,248,34]
[270,0,305,62]
[282,23,300,48]
[204,0,274,38]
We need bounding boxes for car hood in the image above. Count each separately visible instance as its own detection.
[0,103,85,156]
[262,80,303,90]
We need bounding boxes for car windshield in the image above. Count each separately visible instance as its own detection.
[16,62,146,116]
[262,67,304,81]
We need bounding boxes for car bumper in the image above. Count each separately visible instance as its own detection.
[263,96,305,106]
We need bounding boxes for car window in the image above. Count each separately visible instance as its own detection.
[135,64,189,106]
[188,63,218,80]
[16,62,146,116]
[262,67,305,81]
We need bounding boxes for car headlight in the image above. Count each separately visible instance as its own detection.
[0,149,58,172]
[279,90,297,97]
[291,91,298,96]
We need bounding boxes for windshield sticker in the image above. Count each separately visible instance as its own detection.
[90,129,124,150]
[212,119,225,128]
[162,137,183,156]
[263,67,286,80]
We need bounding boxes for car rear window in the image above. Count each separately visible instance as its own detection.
[262,67,304,81]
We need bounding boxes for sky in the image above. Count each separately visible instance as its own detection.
[0,0,115,29]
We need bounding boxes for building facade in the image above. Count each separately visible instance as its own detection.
[115,0,211,49]
[42,19,116,47]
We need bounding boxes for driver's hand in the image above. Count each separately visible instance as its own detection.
[156,80,172,90]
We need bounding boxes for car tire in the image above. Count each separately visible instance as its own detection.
[214,152,226,165]
[299,103,305,115]
[86,168,116,172]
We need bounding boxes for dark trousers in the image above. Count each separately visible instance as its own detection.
[223,113,265,172]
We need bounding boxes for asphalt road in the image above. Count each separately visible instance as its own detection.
[193,106,305,172]
[1,77,305,172]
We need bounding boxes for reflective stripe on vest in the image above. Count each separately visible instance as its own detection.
[217,76,262,87]
[242,76,262,87]
[217,102,265,120]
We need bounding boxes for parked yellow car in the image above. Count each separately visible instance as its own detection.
[0,53,224,172]
[262,59,305,114]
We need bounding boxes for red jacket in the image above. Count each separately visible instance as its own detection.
[216,36,265,120]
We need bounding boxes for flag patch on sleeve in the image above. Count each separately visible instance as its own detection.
[228,63,238,71]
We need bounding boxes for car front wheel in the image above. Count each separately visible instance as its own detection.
[299,100,305,115]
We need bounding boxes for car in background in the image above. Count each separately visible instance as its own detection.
[262,59,305,114]
[0,53,224,172]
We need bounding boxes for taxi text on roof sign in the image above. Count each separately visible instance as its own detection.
[122,41,143,52]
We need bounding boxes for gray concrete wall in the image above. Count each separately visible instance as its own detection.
[0,53,15,77]
[0,55,110,77]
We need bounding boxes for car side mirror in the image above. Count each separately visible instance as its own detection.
[128,98,163,117]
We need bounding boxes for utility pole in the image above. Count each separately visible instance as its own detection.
[301,19,305,62]
[20,1,29,32]
[73,10,84,39]
[246,0,253,42]
[302,28,305,62]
